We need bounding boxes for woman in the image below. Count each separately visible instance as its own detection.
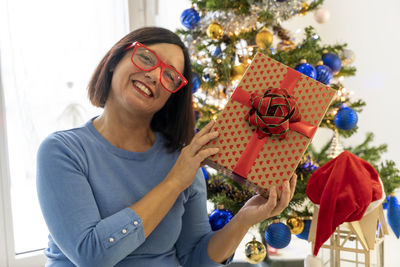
[37,27,297,267]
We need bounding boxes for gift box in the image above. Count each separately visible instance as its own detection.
[203,53,336,196]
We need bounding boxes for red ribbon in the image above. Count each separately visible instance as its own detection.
[230,67,318,180]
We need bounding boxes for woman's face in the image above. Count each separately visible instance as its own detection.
[107,42,185,118]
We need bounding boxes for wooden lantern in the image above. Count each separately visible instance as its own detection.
[308,205,388,267]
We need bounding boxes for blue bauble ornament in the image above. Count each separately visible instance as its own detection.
[201,166,209,181]
[194,110,200,122]
[383,196,390,210]
[180,8,200,29]
[316,64,333,85]
[310,164,318,171]
[264,222,291,249]
[192,72,201,93]
[322,52,341,73]
[295,62,317,79]
[209,206,233,231]
[387,195,400,238]
[296,219,312,240]
[334,107,358,130]
[276,0,288,2]
[213,46,222,57]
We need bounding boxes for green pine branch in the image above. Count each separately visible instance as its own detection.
[379,160,400,195]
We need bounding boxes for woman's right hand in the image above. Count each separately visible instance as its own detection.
[167,120,219,191]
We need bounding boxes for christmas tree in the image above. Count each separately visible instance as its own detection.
[177,0,400,253]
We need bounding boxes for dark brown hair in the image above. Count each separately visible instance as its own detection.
[88,27,194,152]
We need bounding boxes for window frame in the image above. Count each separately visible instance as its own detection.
[0,76,46,266]
[0,1,142,266]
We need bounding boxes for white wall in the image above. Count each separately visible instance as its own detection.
[155,0,400,168]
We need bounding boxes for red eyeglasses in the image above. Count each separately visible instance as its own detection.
[125,42,188,93]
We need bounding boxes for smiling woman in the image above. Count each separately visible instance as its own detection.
[35,26,296,267]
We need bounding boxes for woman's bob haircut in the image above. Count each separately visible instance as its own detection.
[88,27,195,152]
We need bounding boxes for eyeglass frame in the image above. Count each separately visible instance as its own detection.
[124,41,188,93]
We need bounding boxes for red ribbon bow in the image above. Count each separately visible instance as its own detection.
[246,88,301,140]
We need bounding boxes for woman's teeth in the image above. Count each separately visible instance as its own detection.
[133,81,152,96]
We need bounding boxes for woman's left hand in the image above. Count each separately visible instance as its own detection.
[235,174,297,228]
[207,174,297,263]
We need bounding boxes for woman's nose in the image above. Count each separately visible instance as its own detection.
[144,66,161,85]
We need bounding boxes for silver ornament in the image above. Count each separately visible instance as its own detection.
[341,49,355,66]
[327,129,344,159]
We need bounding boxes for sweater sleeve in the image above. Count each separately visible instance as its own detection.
[36,134,145,267]
[175,169,234,267]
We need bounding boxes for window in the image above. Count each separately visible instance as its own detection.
[0,0,130,265]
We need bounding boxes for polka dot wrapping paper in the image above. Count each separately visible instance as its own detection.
[203,53,336,197]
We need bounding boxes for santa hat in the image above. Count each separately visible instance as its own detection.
[306,151,384,258]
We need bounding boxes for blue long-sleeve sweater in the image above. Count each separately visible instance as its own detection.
[36,118,233,267]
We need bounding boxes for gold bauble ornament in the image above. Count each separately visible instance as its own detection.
[299,2,310,16]
[244,237,266,264]
[231,64,246,81]
[207,20,224,40]
[255,29,273,49]
[286,216,304,235]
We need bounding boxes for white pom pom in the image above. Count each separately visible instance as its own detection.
[304,254,322,267]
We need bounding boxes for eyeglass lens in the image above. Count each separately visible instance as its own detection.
[133,47,184,92]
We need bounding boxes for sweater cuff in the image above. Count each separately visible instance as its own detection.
[199,232,235,266]
[96,207,145,249]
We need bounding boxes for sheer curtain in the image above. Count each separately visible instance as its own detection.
[0,0,129,254]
